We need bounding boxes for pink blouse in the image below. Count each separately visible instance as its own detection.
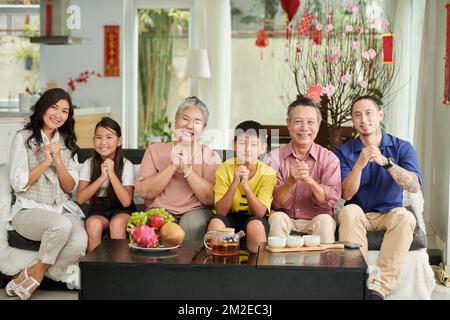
[135,142,222,215]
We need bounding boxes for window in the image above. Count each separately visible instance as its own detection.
[230,0,386,129]
[0,1,40,107]
[137,8,190,147]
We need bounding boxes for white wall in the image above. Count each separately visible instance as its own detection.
[230,38,290,129]
[425,0,450,266]
[40,0,125,127]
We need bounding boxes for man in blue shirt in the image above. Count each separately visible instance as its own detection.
[335,96,422,300]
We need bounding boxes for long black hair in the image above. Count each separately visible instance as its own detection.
[90,117,125,206]
[23,88,78,158]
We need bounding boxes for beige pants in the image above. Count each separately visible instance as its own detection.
[12,209,88,268]
[336,204,416,297]
[268,211,336,244]
[177,208,212,241]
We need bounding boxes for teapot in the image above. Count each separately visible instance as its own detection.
[203,227,245,256]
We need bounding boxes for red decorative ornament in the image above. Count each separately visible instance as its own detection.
[382,33,393,63]
[255,27,269,60]
[298,12,314,36]
[280,0,301,22]
[382,33,393,80]
[445,3,450,104]
[310,29,322,45]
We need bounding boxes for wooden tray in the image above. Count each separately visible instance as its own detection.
[264,243,345,253]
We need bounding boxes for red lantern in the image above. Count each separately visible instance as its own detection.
[255,27,269,60]
[310,29,322,45]
[280,0,301,22]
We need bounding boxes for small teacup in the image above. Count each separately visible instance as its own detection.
[303,235,320,247]
[267,236,286,248]
[286,235,304,248]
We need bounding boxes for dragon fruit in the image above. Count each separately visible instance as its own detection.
[130,224,158,248]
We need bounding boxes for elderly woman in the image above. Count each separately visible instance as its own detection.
[136,96,222,240]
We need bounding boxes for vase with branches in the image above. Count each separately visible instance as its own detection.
[284,0,398,148]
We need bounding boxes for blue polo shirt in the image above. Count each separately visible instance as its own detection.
[335,133,422,213]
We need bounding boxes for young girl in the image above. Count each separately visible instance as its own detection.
[6,88,87,300]
[77,117,136,253]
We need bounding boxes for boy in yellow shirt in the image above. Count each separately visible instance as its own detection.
[209,121,277,253]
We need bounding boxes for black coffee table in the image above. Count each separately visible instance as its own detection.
[79,240,367,299]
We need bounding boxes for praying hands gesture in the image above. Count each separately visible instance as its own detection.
[290,159,313,184]
[101,158,115,179]
[357,145,388,169]
[233,165,250,189]
[43,143,62,165]
[171,140,195,176]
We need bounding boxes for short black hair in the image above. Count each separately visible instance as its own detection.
[286,96,322,123]
[351,95,382,113]
[234,120,266,143]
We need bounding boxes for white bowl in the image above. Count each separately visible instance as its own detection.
[286,235,304,248]
[303,235,320,247]
[267,236,286,248]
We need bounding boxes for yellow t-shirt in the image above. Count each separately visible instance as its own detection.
[213,158,277,214]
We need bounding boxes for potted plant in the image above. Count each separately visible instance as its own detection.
[283,1,398,149]
[141,116,173,146]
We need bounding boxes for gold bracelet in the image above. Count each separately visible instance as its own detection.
[183,166,193,178]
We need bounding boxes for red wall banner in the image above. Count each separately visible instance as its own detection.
[445,3,450,104]
[104,25,120,77]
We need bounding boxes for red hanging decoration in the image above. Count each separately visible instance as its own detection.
[298,12,314,36]
[46,0,53,36]
[382,33,393,80]
[445,3,450,104]
[280,0,300,39]
[310,29,322,45]
[382,33,393,63]
[255,27,269,60]
[280,0,300,22]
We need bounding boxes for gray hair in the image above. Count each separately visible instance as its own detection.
[286,97,322,124]
[175,96,209,126]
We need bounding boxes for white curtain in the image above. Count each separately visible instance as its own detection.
[194,0,231,149]
[384,0,426,142]
[414,0,437,222]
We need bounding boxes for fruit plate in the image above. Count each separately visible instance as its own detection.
[128,242,181,252]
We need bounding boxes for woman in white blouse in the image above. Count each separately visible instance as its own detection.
[5,88,87,300]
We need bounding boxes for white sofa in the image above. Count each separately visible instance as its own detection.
[366,190,436,299]
[0,158,437,298]
[0,163,81,289]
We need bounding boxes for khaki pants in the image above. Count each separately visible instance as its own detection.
[177,208,212,241]
[268,211,336,244]
[12,209,88,268]
[336,204,416,297]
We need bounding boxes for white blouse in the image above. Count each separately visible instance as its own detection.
[8,129,84,222]
[79,157,135,197]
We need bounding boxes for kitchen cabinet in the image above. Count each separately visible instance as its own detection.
[74,113,109,147]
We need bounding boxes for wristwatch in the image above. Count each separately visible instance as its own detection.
[383,157,394,169]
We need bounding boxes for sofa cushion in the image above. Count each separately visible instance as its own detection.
[77,148,146,165]
[7,230,40,251]
[367,224,427,251]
